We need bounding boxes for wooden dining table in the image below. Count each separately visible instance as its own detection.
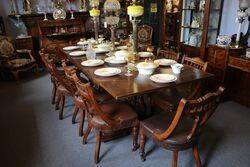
[63,48,214,115]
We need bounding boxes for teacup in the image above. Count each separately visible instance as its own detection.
[171,63,184,74]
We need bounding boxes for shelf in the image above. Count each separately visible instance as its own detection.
[181,26,203,30]
[45,32,84,38]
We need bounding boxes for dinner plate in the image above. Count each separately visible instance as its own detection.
[81,59,104,67]
[154,59,177,66]
[77,41,88,45]
[105,56,127,64]
[138,52,154,58]
[94,67,121,77]
[63,46,79,51]
[117,46,128,50]
[94,48,110,54]
[150,74,177,83]
[69,51,86,56]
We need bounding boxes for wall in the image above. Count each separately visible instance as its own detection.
[220,0,250,45]
[0,0,249,45]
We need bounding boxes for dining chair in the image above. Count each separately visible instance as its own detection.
[61,60,112,137]
[40,52,80,122]
[72,73,139,164]
[153,56,209,113]
[138,25,153,51]
[157,49,180,62]
[140,87,225,167]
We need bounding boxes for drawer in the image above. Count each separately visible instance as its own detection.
[228,56,250,73]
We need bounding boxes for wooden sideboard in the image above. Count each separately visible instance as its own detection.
[8,12,89,63]
[207,45,250,107]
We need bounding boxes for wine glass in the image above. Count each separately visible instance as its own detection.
[124,53,135,77]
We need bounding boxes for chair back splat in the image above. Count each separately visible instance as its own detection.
[72,73,118,127]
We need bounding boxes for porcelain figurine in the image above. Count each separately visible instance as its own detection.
[191,16,200,28]
[23,0,32,14]
[166,0,173,13]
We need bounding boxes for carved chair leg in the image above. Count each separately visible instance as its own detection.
[12,71,19,83]
[95,131,102,164]
[172,150,178,167]
[139,130,146,162]
[72,106,79,124]
[79,109,85,137]
[132,125,139,151]
[82,121,92,144]
[59,95,65,120]
[193,145,202,167]
[55,92,61,110]
[51,83,57,105]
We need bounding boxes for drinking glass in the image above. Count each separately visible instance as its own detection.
[124,53,135,77]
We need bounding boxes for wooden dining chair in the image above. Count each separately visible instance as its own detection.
[153,56,209,113]
[140,87,225,167]
[61,60,112,136]
[138,25,153,51]
[40,52,80,121]
[72,73,139,164]
[157,49,181,62]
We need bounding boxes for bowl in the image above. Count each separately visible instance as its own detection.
[171,63,184,74]
[136,62,158,75]
[217,35,231,46]
[114,50,130,60]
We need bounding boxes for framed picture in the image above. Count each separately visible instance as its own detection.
[0,16,6,35]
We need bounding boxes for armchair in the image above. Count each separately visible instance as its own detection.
[0,35,38,82]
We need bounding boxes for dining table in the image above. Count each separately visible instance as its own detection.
[62,47,214,115]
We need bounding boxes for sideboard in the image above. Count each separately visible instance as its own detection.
[207,45,250,107]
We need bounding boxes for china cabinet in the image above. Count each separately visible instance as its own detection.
[179,0,224,59]
[161,0,183,50]
[38,19,85,55]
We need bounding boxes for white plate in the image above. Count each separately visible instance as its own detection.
[150,74,177,83]
[77,41,88,45]
[81,59,104,67]
[63,46,79,51]
[154,59,177,66]
[69,51,86,56]
[105,56,126,64]
[94,48,110,54]
[117,46,128,50]
[138,52,153,58]
[94,67,121,77]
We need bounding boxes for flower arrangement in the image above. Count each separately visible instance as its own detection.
[127,4,144,17]
[89,8,100,17]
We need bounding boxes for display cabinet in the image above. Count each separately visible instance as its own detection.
[161,0,183,50]
[179,0,224,59]
[38,19,85,55]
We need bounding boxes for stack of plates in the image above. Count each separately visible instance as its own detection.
[69,51,86,56]
[150,74,177,83]
[105,56,126,64]
[154,59,177,66]
[138,52,153,58]
[94,67,121,77]
[63,46,79,51]
[81,59,104,67]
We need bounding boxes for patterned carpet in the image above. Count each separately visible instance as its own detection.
[0,73,250,167]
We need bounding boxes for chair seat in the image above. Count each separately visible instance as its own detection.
[141,112,199,150]
[152,88,183,112]
[90,102,138,132]
[7,58,35,69]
